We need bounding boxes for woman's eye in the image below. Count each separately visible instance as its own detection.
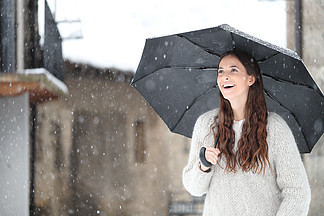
[218,70,223,74]
[231,68,238,72]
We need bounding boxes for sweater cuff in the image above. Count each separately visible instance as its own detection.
[199,161,212,173]
[193,160,213,178]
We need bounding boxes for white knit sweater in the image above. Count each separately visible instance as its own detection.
[182,109,311,216]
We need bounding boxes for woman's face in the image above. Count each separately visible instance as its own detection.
[217,55,255,104]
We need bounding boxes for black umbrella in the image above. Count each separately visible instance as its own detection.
[131,24,324,153]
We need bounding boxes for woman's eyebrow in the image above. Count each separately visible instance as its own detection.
[218,65,240,69]
[229,65,239,68]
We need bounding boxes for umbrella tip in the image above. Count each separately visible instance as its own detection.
[130,78,135,87]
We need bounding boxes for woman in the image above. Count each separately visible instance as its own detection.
[182,50,311,216]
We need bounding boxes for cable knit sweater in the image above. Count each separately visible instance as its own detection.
[182,109,311,216]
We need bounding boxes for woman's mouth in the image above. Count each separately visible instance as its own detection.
[222,83,235,89]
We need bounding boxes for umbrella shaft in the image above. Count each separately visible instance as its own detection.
[214,133,220,148]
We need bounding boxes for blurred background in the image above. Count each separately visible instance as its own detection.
[0,0,323,215]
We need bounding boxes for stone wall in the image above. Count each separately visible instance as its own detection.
[33,61,191,215]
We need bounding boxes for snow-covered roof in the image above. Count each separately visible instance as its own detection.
[18,68,68,94]
[0,68,68,104]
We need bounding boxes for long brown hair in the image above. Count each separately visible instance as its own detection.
[212,50,270,174]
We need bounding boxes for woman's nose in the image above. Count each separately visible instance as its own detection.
[217,74,229,85]
[220,73,229,81]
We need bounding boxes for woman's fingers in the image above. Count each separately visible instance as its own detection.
[205,147,220,165]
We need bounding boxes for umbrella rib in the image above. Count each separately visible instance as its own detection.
[262,74,316,90]
[177,35,221,57]
[263,89,310,152]
[230,32,235,49]
[257,52,280,63]
[131,66,217,85]
[171,85,218,131]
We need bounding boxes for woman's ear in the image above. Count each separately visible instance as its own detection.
[248,75,256,86]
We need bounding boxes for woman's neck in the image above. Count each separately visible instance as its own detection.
[230,100,246,121]
[233,109,245,121]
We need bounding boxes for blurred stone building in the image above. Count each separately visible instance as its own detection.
[0,0,198,215]
[287,0,324,215]
[33,61,194,215]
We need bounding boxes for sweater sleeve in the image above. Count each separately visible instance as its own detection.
[182,111,215,197]
[270,114,311,216]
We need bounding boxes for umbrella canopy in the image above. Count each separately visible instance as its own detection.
[131,24,324,153]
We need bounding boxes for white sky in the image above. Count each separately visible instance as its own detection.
[40,0,287,72]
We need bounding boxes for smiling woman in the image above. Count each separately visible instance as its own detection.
[182,50,311,216]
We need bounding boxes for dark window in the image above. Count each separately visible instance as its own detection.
[50,122,63,171]
[135,121,145,163]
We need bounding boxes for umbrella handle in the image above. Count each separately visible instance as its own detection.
[199,147,212,167]
[199,133,220,168]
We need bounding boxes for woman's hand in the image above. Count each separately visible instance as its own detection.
[200,147,220,171]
